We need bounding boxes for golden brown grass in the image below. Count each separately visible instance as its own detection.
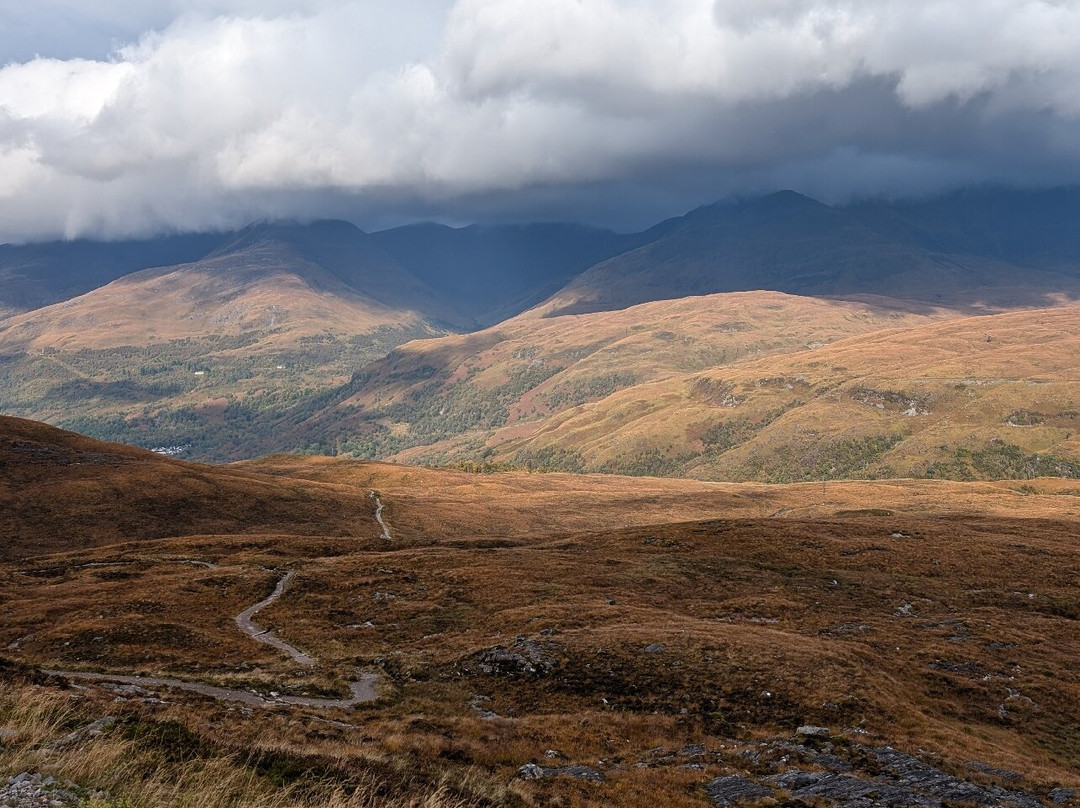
[318,291,957,457]
[487,298,1080,479]
[0,251,435,353]
[0,681,502,808]
[0,415,381,559]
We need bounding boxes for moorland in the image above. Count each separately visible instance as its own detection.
[2,416,1079,807]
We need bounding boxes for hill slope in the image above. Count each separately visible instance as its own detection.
[488,301,1080,480]
[0,222,464,456]
[3,422,1080,803]
[262,291,960,464]
[0,415,380,560]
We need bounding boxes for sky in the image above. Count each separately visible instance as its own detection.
[0,0,1079,242]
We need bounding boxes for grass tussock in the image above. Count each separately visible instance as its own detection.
[0,684,505,808]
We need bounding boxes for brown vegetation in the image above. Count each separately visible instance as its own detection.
[478,298,1080,481]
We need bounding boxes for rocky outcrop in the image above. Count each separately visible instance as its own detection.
[0,773,108,807]
[473,636,559,677]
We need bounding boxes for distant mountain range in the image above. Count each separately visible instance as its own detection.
[5,187,1080,325]
[0,219,648,328]
[3,186,1080,474]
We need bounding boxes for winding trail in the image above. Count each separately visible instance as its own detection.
[371,491,392,540]
[43,567,381,710]
[235,570,314,666]
[42,670,380,709]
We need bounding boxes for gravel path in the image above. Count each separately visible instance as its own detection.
[40,669,380,709]
[234,570,315,666]
[42,566,380,710]
[371,492,391,540]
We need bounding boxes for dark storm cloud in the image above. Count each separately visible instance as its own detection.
[0,0,1078,241]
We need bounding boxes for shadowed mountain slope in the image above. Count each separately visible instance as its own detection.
[0,233,225,320]
[0,221,464,353]
[539,190,1080,316]
[369,221,661,326]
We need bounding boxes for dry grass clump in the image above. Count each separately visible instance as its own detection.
[0,681,507,808]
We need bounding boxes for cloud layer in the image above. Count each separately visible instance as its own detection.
[1,0,1079,241]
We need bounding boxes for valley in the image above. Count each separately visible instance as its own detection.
[5,6,1080,807]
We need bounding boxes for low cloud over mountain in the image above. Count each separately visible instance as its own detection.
[2,0,1080,241]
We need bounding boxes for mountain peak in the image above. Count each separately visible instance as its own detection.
[209,219,366,259]
[755,189,830,210]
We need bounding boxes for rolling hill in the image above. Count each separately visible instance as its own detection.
[481,300,1080,481]
[262,291,960,464]
[0,415,380,560]
[0,221,468,455]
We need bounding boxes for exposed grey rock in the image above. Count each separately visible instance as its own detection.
[679,743,706,757]
[967,760,1023,781]
[517,764,545,780]
[517,764,605,782]
[477,636,557,676]
[467,694,498,719]
[768,770,828,791]
[553,765,605,782]
[797,725,831,739]
[48,716,116,750]
[767,771,906,805]
[1049,787,1076,804]
[643,643,667,653]
[816,753,855,772]
[0,772,105,808]
[873,746,1042,808]
[730,743,1050,808]
[705,775,774,806]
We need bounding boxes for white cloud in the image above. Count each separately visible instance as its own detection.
[0,0,1079,241]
